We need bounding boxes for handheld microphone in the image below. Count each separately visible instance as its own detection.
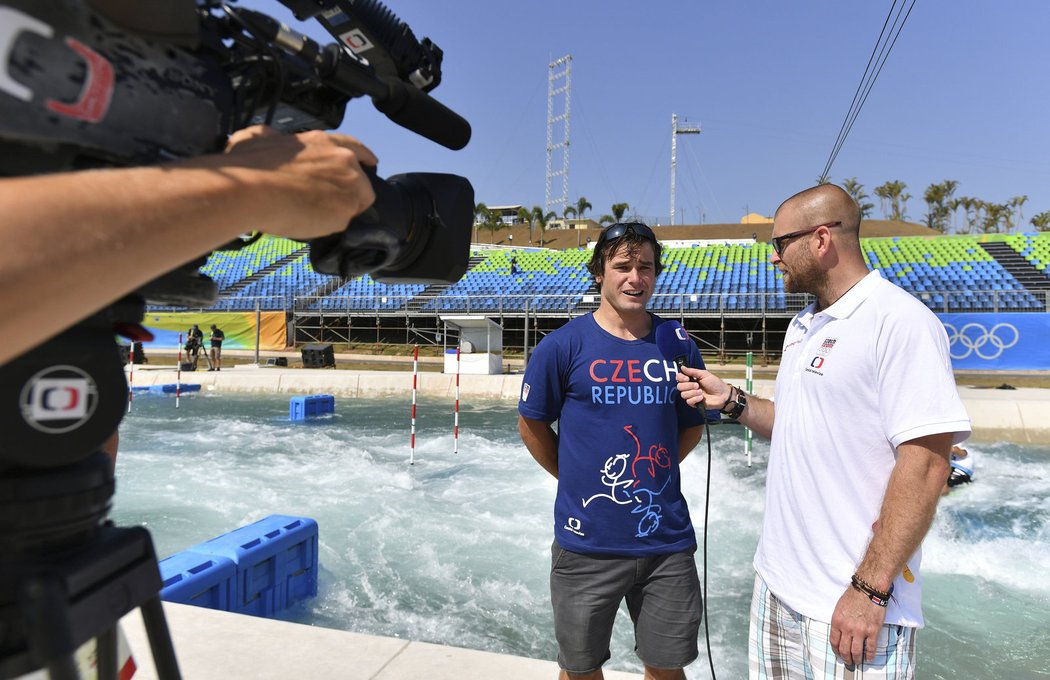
[656,320,717,420]
[655,320,694,373]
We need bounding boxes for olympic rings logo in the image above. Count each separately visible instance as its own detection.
[943,322,1019,360]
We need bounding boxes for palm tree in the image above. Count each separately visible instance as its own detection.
[1031,211,1050,232]
[874,180,909,221]
[473,202,490,242]
[1010,195,1029,229]
[574,197,592,222]
[923,180,957,233]
[531,206,556,246]
[598,214,615,226]
[842,178,874,220]
[611,202,629,222]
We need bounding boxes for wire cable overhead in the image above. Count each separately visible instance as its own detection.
[818,0,917,184]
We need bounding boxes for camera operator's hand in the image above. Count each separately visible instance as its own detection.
[0,127,378,366]
[214,125,377,240]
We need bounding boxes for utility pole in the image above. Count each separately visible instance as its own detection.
[670,113,701,225]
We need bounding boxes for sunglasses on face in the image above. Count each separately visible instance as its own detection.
[770,221,842,256]
[596,222,657,246]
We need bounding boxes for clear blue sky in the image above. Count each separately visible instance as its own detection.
[248,1,1049,229]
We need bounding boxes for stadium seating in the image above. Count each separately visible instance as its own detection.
[181,233,1050,314]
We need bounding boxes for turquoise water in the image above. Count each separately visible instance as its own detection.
[111,392,1050,679]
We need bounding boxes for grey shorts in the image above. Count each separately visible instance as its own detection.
[550,541,701,674]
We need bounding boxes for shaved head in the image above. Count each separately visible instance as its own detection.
[776,184,861,238]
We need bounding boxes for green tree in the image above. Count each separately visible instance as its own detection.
[562,205,577,222]
[1010,195,1029,229]
[598,214,615,226]
[611,202,630,222]
[874,180,910,221]
[923,180,958,233]
[842,178,874,220]
[981,202,1011,234]
[531,206,556,245]
[574,197,593,222]
[1030,211,1050,231]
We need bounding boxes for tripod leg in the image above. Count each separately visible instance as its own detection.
[97,625,118,680]
[140,595,182,680]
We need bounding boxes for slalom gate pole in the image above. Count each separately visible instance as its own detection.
[127,342,134,413]
[454,346,460,455]
[176,333,182,409]
[410,344,418,465]
[745,351,753,467]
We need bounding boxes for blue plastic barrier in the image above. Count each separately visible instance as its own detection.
[159,552,236,611]
[188,515,319,617]
[158,514,319,618]
[289,394,335,421]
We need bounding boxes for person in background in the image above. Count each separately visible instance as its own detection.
[942,445,976,494]
[677,184,971,679]
[185,324,204,369]
[518,222,707,680]
[208,324,225,371]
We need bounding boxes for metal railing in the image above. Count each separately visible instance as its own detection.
[151,289,1050,317]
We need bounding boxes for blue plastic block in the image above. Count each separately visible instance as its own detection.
[158,552,236,610]
[189,515,319,617]
[289,394,335,421]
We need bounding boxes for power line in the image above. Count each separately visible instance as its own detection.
[819,0,917,184]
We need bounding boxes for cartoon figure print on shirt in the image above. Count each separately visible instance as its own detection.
[582,424,671,538]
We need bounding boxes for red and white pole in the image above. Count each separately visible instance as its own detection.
[126,341,135,413]
[454,346,460,455]
[410,344,418,465]
[176,333,183,409]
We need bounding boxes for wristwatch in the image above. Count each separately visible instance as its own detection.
[720,386,747,420]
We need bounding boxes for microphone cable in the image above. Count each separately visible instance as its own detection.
[700,416,717,680]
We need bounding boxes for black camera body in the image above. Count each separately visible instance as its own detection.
[0,0,474,293]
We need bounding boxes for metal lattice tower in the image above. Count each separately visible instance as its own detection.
[545,55,572,216]
[670,113,702,225]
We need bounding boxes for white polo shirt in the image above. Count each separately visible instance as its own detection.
[753,270,970,627]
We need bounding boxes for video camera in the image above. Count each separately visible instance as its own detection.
[0,0,474,292]
[0,1,473,676]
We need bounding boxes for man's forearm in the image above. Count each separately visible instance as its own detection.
[854,434,953,590]
[518,416,559,479]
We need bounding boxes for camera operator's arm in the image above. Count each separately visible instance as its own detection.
[0,126,376,365]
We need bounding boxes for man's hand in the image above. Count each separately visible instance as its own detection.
[830,585,887,665]
[216,125,379,240]
[674,365,732,410]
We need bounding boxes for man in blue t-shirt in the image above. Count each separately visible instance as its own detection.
[518,223,707,680]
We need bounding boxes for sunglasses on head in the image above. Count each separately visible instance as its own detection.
[770,221,842,256]
[596,222,656,246]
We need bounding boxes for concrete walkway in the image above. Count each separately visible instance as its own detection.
[120,602,641,680]
[126,363,1050,444]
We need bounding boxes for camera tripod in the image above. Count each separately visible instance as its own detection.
[0,310,182,679]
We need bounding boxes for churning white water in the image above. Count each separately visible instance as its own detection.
[110,392,1050,679]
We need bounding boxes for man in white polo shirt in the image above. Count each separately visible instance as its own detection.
[676,184,970,679]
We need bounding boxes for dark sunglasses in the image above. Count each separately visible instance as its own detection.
[596,222,656,246]
[770,221,842,256]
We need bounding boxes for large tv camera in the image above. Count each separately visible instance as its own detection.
[0,1,473,677]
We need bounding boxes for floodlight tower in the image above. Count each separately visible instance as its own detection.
[545,55,572,216]
[670,113,701,225]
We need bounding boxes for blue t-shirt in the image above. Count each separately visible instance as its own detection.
[518,313,706,556]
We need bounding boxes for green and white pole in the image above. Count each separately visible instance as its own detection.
[745,351,754,467]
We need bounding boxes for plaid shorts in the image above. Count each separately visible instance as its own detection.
[748,574,916,679]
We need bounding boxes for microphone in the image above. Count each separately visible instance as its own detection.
[655,320,696,373]
[656,320,713,416]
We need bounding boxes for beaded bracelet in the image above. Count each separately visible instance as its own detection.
[851,574,892,607]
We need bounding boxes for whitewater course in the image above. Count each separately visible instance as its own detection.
[113,357,1050,679]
